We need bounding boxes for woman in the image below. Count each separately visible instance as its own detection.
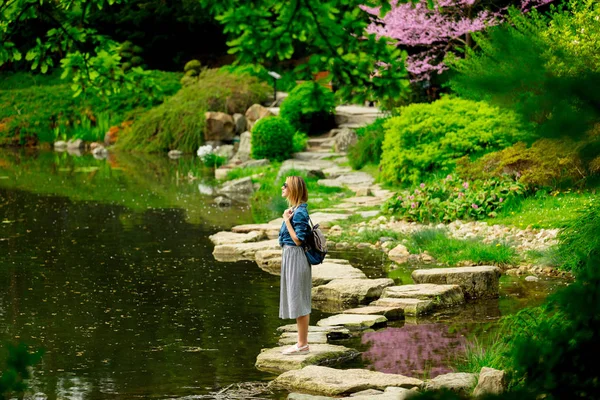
[278,175,312,355]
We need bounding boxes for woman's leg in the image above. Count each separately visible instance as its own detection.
[297,314,310,347]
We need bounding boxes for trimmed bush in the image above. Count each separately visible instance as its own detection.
[251,117,294,161]
[117,69,270,153]
[292,131,308,153]
[379,97,532,186]
[348,118,387,170]
[279,81,335,134]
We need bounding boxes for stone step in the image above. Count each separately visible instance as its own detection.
[294,152,345,161]
[278,332,329,345]
[312,278,396,308]
[381,284,465,307]
[276,325,352,341]
[317,172,375,189]
[270,365,423,397]
[212,239,280,262]
[342,305,404,321]
[370,298,434,317]
[255,344,360,374]
[208,230,267,246]
[411,266,501,299]
[317,314,388,331]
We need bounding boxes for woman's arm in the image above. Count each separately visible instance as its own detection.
[283,208,303,246]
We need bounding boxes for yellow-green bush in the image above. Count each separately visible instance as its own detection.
[379,97,531,186]
[118,69,270,153]
[251,117,294,161]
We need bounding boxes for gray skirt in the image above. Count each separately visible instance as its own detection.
[279,245,312,319]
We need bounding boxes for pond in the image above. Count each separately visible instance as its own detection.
[0,149,567,399]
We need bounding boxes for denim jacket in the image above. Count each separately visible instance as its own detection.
[279,203,310,247]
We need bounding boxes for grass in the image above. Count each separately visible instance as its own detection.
[454,333,509,374]
[487,190,596,229]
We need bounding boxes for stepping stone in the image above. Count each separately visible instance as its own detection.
[288,394,336,400]
[381,284,465,307]
[370,298,434,317]
[255,249,283,275]
[270,365,423,396]
[359,210,380,218]
[350,387,415,400]
[212,239,279,262]
[340,196,385,206]
[231,222,281,237]
[312,279,395,307]
[318,173,374,189]
[278,159,337,180]
[279,332,329,345]
[342,305,404,321]
[317,314,387,331]
[294,152,345,161]
[312,263,367,286]
[208,230,267,246]
[309,212,352,228]
[255,344,360,374]
[277,325,352,341]
[424,373,478,396]
[412,266,501,299]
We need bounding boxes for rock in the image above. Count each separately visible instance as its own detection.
[167,149,183,159]
[270,365,423,396]
[92,146,108,159]
[214,144,235,161]
[307,170,327,179]
[370,298,434,316]
[424,373,477,396]
[288,394,336,400]
[334,105,385,127]
[473,367,506,396]
[53,141,68,150]
[388,245,411,264]
[215,166,233,180]
[255,249,283,275]
[354,187,373,197]
[350,389,384,397]
[318,173,375,189]
[276,325,352,341]
[240,158,270,168]
[213,196,232,206]
[278,159,336,180]
[218,176,254,198]
[209,230,267,246]
[412,266,501,299]
[294,152,345,161]
[245,104,274,131]
[67,139,85,150]
[212,239,280,262]
[231,220,282,238]
[350,387,416,400]
[255,344,360,374]
[204,111,235,141]
[231,131,252,163]
[328,225,343,236]
[309,212,352,228]
[342,305,404,321]
[359,210,380,218]
[233,113,247,134]
[279,332,329,345]
[382,284,465,307]
[525,275,539,282]
[317,314,388,331]
[419,252,436,264]
[312,278,396,307]
[312,262,367,286]
[333,128,358,152]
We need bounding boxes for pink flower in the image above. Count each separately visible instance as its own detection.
[414,189,421,194]
[411,202,418,209]
[462,182,469,189]
[409,195,415,200]
[457,192,464,198]
[397,195,403,200]
[471,203,479,209]
[499,198,504,203]
[420,183,426,188]
[446,174,452,181]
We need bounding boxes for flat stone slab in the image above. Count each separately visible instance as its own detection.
[279,332,329,345]
[312,262,367,286]
[294,152,345,161]
[277,325,352,340]
[231,222,281,238]
[349,387,416,400]
[255,249,283,274]
[208,230,267,246]
[255,344,360,374]
[309,212,351,228]
[381,284,465,307]
[424,373,477,396]
[339,196,386,206]
[270,365,423,396]
[317,314,387,331]
[313,278,395,307]
[278,159,337,179]
[412,266,501,299]
[370,298,434,316]
[318,173,375,189]
[212,239,279,262]
[342,305,404,321]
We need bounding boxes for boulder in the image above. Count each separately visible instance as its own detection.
[342,305,404,321]
[255,344,360,374]
[270,365,423,396]
[212,239,280,262]
[232,221,281,239]
[334,105,385,128]
[54,141,68,150]
[245,104,274,131]
[350,387,416,400]
[213,196,232,207]
[279,332,329,345]
[209,230,267,246]
[240,158,270,168]
[370,298,434,317]
[349,389,384,397]
[473,367,506,397]
[233,113,247,134]
[204,112,235,141]
[424,373,477,396]
[255,249,282,275]
[412,266,501,299]
[214,144,235,161]
[388,245,411,264]
[312,278,395,307]
[333,128,358,152]
[67,139,85,150]
[382,284,465,307]
[92,146,108,159]
[231,131,252,163]
[317,314,388,331]
[217,176,254,197]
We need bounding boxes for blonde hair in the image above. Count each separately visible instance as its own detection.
[285,176,308,206]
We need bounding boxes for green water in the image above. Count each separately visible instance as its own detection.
[0,149,568,399]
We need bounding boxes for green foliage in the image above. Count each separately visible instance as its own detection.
[455,334,510,374]
[279,82,336,134]
[292,131,309,153]
[382,174,525,223]
[556,197,600,271]
[379,97,531,186]
[448,4,600,140]
[118,41,145,72]
[219,64,296,93]
[348,118,388,170]
[0,343,43,398]
[251,117,295,161]
[456,137,600,190]
[118,69,269,153]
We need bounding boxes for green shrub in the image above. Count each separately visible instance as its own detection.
[379,97,532,186]
[556,197,600,271]
[251,117,294,161]
[279,81,336,134]
[292,131,308,153]
[382,174,525,223]
[118,69,270,153]
[219,64,296,92]
[348,118,388,170]
[457,137,600,190]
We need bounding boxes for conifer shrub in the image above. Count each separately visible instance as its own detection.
[379,97,531,186]
[556,197,600,272]
[251,117,294,161]
[279,81,335,134]
[348,118,387,170]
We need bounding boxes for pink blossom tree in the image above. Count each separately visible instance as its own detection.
[363,0,556,81]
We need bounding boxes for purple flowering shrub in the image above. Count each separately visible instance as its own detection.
[382,175,524,223]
